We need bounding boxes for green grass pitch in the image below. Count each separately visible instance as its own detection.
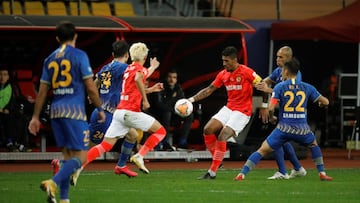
[0,168,359,203]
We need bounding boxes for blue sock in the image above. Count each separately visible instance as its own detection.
[283,142,301,170]
[117,140,135,167]
[59,176,70,200]
[273,147,287,175]
[53,157,81,185]
[241,151,262,175]
[311,146,325,172]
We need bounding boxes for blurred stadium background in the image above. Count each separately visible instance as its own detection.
[0,0,359,161]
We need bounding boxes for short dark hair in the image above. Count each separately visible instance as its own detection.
[0,66,8,71]
[167,69,178,75]
[112,40,129,58]
[56,21,76,43]
[222,46,238,59]
[284,58,300,75]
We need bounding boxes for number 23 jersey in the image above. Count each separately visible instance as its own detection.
[40,44,94,121]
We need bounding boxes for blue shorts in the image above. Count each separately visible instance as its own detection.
[266,128,315,150]
[89,109,113,144]
[51,118,90,150]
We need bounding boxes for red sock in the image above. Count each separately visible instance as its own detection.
[210,141,226,173]
[138,127,166,157]
[84,141,113,168]
[204,134,217,157]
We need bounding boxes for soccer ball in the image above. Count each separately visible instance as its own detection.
[174,99,193,117]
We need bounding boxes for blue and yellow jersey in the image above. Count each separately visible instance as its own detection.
[96,60,128,113]
[40,44,93,121]
[272,78,321,135]
[269,66,302,84]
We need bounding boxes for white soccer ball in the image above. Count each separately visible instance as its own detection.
[174,98,193,117]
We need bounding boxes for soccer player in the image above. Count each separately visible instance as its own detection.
[187,46,262,179]
[68,40,142,185]
[234,58,333,181]
[28,21,106,203]
[85,42,166,174]
[255,46,307,179]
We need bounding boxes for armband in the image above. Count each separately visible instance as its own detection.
[188,97,195,103]
[270,98,278,106]
[97,107,104,112]
[261,102,268,108]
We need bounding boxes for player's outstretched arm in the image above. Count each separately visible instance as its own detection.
[188,84,217,103]
[147,57,160,77]
[146,82,164,94]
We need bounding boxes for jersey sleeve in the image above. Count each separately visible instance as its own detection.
[211,70,224,88]
[78,51,93,79]
[40,57,51,85]
[272,83,281,100]
[307,84,321,102]
[269,67,281,82]
[244,65,262,84]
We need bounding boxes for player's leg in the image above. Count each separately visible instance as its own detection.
[86,111,129,167]
[136,129,144,151]
[303,133,332,181]
[41,119,87,202]
[199,126,232,179]
[130,112,166,173]
[114,128,138,177]
[203,106,229,158]
[235,129,283,181]
[56,149,86,201]
[200,110,250,180]
[67,110,113,186]
[283,142,307,178]
[268,147,289,179]
[85,138,116,167]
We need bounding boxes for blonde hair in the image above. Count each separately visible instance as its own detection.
[129,42,149,61]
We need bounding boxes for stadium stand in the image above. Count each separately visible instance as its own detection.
[90,1,112,16]
[113,2,135,16]
[24,1,45,15]
[1,0,23,15]
[69,1,91,16]
[46,1,67,16]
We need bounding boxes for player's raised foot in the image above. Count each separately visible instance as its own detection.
[70,167,83,186]
[319,172,333,181]
[267,171,289,180]
[130,154,149,174]
[40,179,57,203]
[234,173,245,181]
[289,167,307,178]
[51,159,60,176]
[197,172,216,180]
[114,165,138,177]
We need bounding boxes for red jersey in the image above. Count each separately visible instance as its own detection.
[117,62,148,112]
[212,64,260,116]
